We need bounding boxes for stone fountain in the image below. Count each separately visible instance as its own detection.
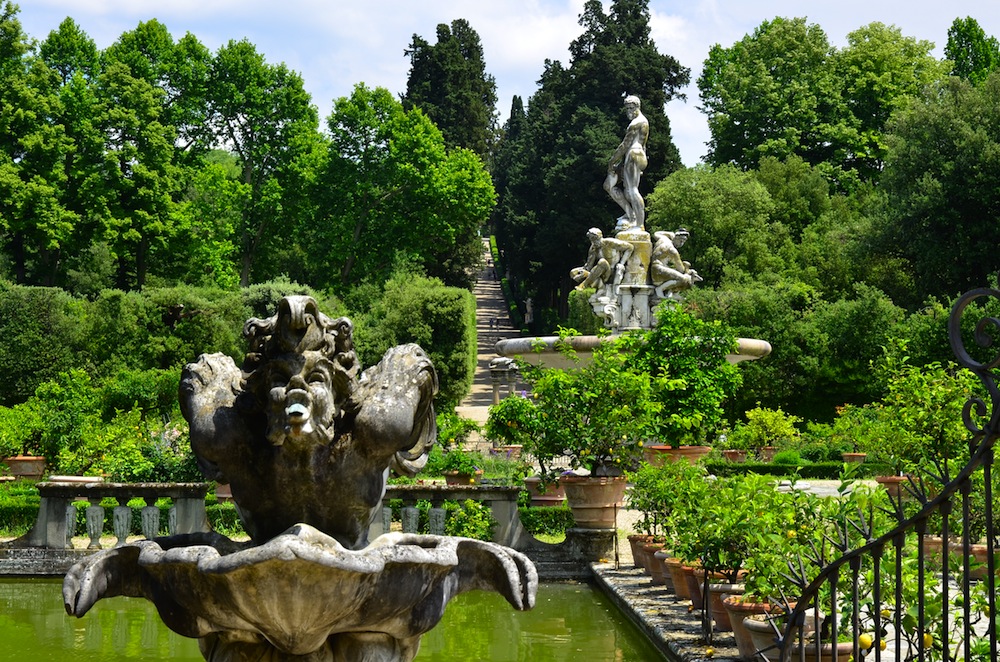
[497,94,770,366]
[63,295,537,661]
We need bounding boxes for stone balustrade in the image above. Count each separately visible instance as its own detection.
[10,481,210,550]
[370,484,525,547]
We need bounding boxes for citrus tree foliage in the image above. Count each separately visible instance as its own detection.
[403,19,497,158]
[308,84,494,291]
[492,0,689,315]
[946,16,1000,85]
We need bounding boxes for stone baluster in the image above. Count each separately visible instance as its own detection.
[113,497,132,547]
[85,497,105,550]
[401,505,419,533]
[428,506,446,536]
[140,497,160,540]
[168,506,177,535]
[381,505,392,534]
[64,503,77,550]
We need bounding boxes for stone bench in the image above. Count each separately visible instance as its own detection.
[7,481,210,550]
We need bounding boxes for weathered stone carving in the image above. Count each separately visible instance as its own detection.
[64,295,537,661]
[604,95,649,233]
[572,95,702,330]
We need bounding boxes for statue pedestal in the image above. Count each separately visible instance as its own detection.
[617,284,654,330]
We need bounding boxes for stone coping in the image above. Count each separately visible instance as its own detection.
[495,335,771,369]
[36,481,210,500]
[591,563,740,662]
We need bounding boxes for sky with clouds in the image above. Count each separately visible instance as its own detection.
[14,1,1000,166]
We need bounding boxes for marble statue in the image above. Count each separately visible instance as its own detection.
[567,93,703,330]
[651,230,702,299]
[571,227,634,300]
[604,95,649,232]
[64,295,536,662]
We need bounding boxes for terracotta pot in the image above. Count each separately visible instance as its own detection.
[523,476,566,507]
[722,449,747,463]
[2,455,45,479]
[654,550,675,592]
[627,534,655,569]
[841,452,867,464]
[790,641,855,662]
[682,564,704,609]
[643,445,713,466]
[216,483,233,502]
[919,534,947,569]
[444,469,483,486]
[643,543,667,584]
[724,596,774,660]
[757,446,778,462]
[948,541,997,581]
[665,557,690,599]
[743,614,780,662]
[560,475,626,529]
[875,474,912,499]
[707,584,745,631]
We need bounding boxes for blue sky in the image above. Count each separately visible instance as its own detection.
[15,1,1000,166]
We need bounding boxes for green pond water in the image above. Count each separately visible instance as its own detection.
[0,578,663,661]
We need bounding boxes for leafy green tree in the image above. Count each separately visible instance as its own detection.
[403,19,497,158]
[0,4,80,285]
[878,73,1000,305]
[946,16,1000,85]
[699,17,848,176]
[309,84,493,290]
[645,164,783,289]
[493,0,688,316]
[204,39,318,286]
[832,22,947,182]
[94,58,179,289]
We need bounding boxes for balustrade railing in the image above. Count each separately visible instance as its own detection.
[11,481,210,550]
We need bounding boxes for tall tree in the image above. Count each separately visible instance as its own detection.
[0,3,79,285]
[698,18,849,177]
[306,84,494,291]
[204,39,318,286]
[879,73,1000,306]
[403,19,497,159]
[492,0,689,317]
[946,16,1000,85]
[832,23,947,183]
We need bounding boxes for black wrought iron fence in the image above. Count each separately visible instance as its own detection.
[760,286,1000,662]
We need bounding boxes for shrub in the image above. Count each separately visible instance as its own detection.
[444,499,496,540]
[0,283,86,405]
[728,405,802,452]
[772,449,802,465]
[354,274,476,409]
[518,505,575,537]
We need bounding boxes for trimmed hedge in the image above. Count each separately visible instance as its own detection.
[704,460,893,479]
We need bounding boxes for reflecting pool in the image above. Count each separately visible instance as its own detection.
[0,578,662,661]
